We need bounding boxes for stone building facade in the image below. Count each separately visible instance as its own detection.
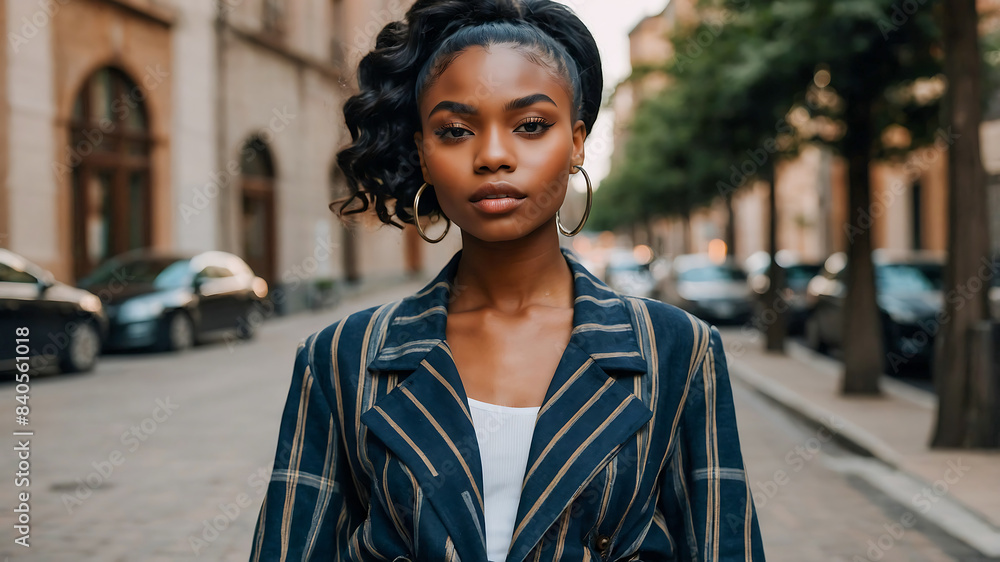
[0,0,460,315]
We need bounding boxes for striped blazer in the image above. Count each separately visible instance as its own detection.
[249,246,765,562]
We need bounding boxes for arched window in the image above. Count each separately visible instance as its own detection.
[240,135,277,286]
[70,67,152,281]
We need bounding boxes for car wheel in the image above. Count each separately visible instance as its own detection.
[158,311,195,352]
[60,321,101,373]
[805,314,828,353]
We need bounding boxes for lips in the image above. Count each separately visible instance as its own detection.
[469,182,527,203]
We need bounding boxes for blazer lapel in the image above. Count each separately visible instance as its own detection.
[360,246,652,562]
[504,250,652,562]
[361,340,490,562]
[361,250,490,561]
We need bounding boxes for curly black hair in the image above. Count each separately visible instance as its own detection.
[331,0,603,230]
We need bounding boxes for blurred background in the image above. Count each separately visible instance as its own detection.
[0,0,999,560]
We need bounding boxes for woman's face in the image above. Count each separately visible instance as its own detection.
[414,44,587,242]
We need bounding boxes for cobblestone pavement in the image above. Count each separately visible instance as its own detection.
[733,378,996,561]
[0,283,423,562]
[0,282,993,561]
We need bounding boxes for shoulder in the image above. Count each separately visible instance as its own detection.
[619,294,720,370]
[293,298,407,384]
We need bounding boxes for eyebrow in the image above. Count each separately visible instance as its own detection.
[427,93,558,118]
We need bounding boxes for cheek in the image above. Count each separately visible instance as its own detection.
[522,137,571,165]
[423,145,466,186]
[518,140,572,172]
[518,131,574,176]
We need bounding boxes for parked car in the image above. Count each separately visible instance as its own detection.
[0,249,107,374]
[656,253,753,325]
[602,248,657,298]
[77,249,269,352]
[744,250,824,334]
[804,250,944,372]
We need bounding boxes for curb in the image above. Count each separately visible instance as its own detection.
[726,353,906,469]
[724,343,1000,557]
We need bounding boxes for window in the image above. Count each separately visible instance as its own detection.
[240,136,277,285]
[69,68,152,282]
[0,264,37,284]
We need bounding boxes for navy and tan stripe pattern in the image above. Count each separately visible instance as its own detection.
[249,246,766,561]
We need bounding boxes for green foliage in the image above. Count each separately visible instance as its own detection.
[981,26,1000,116]
[596,0,948,230]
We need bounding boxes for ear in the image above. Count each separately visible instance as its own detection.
[570,119,587,170]
[414,131,433,185]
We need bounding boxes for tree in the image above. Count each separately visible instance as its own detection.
[603,0,946,394]
[930,0,995,448]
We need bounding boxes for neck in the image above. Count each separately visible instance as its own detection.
[450,223,573,314]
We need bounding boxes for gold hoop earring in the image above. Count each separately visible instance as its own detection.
[413,182,451,244]
[556,165,593,237]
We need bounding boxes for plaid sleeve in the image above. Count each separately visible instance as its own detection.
[666,324,766,561]
[249,332,355,561]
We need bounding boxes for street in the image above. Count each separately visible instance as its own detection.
[0,287,993,562]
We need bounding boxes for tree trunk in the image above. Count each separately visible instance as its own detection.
[681,212,692,254]
[840,96,884,395]
[724,192,736,257]
[931,0,993,448]
[764,164,787,352]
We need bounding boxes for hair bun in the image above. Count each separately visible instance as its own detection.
[519,1,603,134]
[407,0,602,133]
[334,0,603,230]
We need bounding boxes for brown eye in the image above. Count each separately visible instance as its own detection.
[434,125,473,140]
[514,118,554,136]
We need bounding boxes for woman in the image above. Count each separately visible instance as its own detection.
[249,0,765,560]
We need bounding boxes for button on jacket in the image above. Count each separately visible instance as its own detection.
[249,246,766,562]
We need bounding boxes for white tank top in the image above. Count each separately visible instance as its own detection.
[466,396,540,562]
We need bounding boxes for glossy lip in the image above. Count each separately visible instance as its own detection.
[468,181,527,203]
[471,196,526,214]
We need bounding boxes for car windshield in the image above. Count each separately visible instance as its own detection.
[875,264,937,293]
[80,257,192,290]
[678,265,747,282]
[910,262,944,290]
[785,265,823,289]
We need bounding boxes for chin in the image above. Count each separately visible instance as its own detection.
[463,218,551,243]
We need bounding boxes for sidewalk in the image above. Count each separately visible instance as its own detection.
[719,327,1000,557]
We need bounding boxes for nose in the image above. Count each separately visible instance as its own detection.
[473,123,516,174]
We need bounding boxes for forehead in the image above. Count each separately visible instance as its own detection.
[419,44,572,113]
